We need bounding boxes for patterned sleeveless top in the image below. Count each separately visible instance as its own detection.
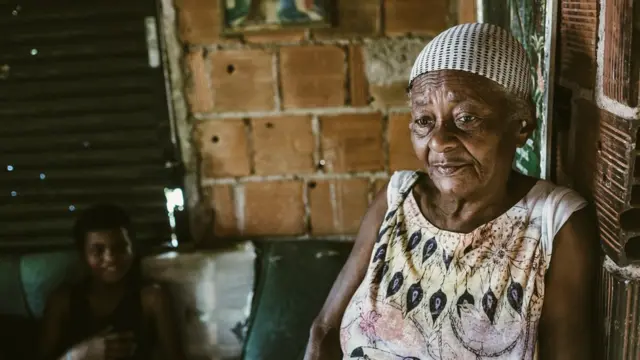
[340,171,587,360]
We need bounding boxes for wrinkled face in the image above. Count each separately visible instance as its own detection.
[409,70,531,197]
[84,228,134,284]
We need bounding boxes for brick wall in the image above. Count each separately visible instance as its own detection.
[169,0,470,240]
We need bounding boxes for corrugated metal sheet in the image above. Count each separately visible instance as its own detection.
[0,1,179,249]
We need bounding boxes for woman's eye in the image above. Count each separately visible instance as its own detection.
[414,117,432,126]
[456,115,477,125]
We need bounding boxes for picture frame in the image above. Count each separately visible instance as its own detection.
[221,0,332,35]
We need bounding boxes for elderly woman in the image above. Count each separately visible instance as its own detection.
[304,23,598,360]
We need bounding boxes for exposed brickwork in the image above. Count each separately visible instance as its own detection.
[320,113,385,172]
[570,100,640,265]
[601,259,640,359]
[370,82,410,109]
[194,119,251,177]
[185,48,213,113]
[603,0,639,106]
[558,0,598,89]
[373,178,389,196]
[458,0,477,24]
[313,0,381,39]
[388,112,422,171]
[210,49,275,112]
[309,178,370,235]
[348,45,371,107]
[243,29,306,44]
[243,180,306,235]
[251,116,315,175]
[205,184,238,237]
[173,0,455,239]
[384,0,450,37]
[279,46,346,109]
[174,0,232,45]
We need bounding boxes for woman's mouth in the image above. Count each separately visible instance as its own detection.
[431,164,468,176]
[103,266,119,273]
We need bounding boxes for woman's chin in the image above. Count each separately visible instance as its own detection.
[431,177,475,196]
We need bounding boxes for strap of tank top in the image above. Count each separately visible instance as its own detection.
[386,171,420,210]
[541,185,588,268]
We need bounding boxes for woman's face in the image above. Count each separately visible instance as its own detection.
[84,228,134,284]
[409,70,530,197]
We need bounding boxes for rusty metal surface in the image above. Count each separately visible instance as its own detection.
[602,0,639,107]
[558,0,598,89]
[572,100,640,265]
[0,1,178,248]
[602,256,640,359]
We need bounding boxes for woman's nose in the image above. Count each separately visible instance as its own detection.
[427,122,458,154]
[103,249,115,264]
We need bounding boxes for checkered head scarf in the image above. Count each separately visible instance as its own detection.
[409,23,533,100]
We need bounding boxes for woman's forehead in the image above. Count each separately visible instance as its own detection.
[410,71,505,106]
[85,227,130,244]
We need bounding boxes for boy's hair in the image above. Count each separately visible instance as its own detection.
[72,204,132,251]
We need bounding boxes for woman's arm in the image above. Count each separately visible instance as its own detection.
[39,288,70,360]
[304,184,389,360]
[142,284,186,360]
[538,206,600,360]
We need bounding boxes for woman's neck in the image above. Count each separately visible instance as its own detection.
[89,276,128,297]
[418,171,532,232]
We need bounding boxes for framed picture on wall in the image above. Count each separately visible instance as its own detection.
[221,0,331,34]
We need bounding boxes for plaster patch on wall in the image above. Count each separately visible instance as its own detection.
[159,0,203,220]
[594,0,640,120]
[362,39,427,86]
[604,256,640,279]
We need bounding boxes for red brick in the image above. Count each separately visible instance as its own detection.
[603,0,638,106]
[280,46,346,109]
[370,82,410,109]
[243,180,305,235]
[211,49,275,112]
[349,45,371,107]
[372,178,389,199]
[251,116,315,175]
[313,0,380,38]
[244,29,307,44]
[185,48,213,113]
[195,119,251,177]
[558,0,597,89]
[174,0,233,45]
[204,184,239,237]
[320,113,384,172]
[458,0,477,23]
[309,178,370,235]
[384,0,450,37]
[388,112,423,171]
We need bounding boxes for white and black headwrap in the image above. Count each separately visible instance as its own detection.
[409,23,533,100]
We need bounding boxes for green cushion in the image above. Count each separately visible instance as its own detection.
[243,241,352,360]
[0,255,29,317]
[20,250,82,317]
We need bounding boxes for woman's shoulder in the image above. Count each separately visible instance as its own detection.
[386,170,421,205]
[527,179,588,242]
[530,178,587,207]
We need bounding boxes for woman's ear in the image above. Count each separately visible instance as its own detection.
[513,101,536,147]
[515,118,534,147]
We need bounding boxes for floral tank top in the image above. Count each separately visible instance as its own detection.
[340,171,587,360]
